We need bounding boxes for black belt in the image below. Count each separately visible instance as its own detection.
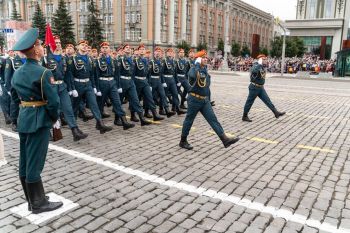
[251,82,264,88]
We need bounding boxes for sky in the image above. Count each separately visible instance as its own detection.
[241,0,298,21]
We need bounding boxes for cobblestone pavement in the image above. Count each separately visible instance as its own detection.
[1,73,350,233]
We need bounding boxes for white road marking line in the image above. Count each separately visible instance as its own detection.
[10,192,79,225]
[0,159,7,167]
[1,129,348,233]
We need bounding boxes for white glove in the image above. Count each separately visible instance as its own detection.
[177,82,181,87]
[117,88,123,93]
[53,120,61,129]
[68,91,73,96]
[72,90,78,97]
[93,88,97,94]
[150,87,152,91]
[7,91,11,96]
[96,91,102,96]
[162,83,167,88]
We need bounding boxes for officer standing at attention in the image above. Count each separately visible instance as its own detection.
[176,48,191,109]
[117,44,151,126]
[134,44,164,122]
[5,51,26,131]
[242,54,285,122]
[43,36,88,141]
[0,54,12,124]
[179,51,240,150]
[162,48,186,115]
[11,28,63,214]
[95,41,134,130]
[67,40,112,133]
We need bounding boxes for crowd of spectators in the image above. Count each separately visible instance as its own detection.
[209,55,336,75]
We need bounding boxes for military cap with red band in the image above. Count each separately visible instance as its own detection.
[100,41,110,47]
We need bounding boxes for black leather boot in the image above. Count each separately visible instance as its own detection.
[121,116,135,130]
[114,115,123,126]
[138,112,152,126]
[130,112,139,122]
[242,113,252,122]
[79,110,94,122]
[20,177,31,211]
[274,110,286,118]
[26,180,63,214]
[71,127,88,141]
[144,109,153,118]
[60,113,67,126]
[176,106,186,115]
[165,107,176,118]
[11,120,17,132]
[96,120,113,134]
[220,134,240,148]
[3,112,12,125]
[179,136,193,150]
[151,109,164,121]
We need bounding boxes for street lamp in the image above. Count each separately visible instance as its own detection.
[275,17,286,77]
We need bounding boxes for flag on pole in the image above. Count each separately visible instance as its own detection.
[45,23,56,53]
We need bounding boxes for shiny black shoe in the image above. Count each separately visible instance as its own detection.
[114,115,123,126]
[179,136,193,150]
[210,101,216,106]
[220,134,240,148]
[71,127,88,141]
[121,116,135,130]
[130,112,139,122]
[96,120,113,134]
[274,110,286,119]
[180,104,187,109]
[165,108,176,118]
[144,110,153,118]
[242,114,252,122]
[176,107,186,115]
[138,112,152,126]
[159,108,167,116]
[151,109,164,121]
[4,113,12,125]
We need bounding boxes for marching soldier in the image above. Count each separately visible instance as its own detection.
[43,36,88,141]
[95,41,134,130]
[176,48,191,109]
[0,54,11,124]
[117,44,151,126]
[5,51,26,131]
[162,48,186,115]
[134,44,164,122]
[242,54,285,122]
[11,28,63,213]
[148,47,175,118]
[180,50,240,150]
[67,40,112,133]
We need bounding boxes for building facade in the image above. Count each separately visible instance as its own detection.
[285,0,350,58]
[1,0,274,55]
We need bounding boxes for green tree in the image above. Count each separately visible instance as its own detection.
[197,41,208,51]
[270,36,305,58]
[240,44,251,57]
[230,41,240,57]
[270,37,283,57]
[84,0,104,48]
[52,0,76,47]
[217,38,224,53]
[176,40,191,56]
[32,3,46,41]
[260,47,269,56]
[11,1,22,21]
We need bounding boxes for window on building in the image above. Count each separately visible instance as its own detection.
[125,28,130,40]
[324,0,333,18]
[307,0,317,19]
[137,14,141,23]
[125,13,130,23]
[109,14,114,24]
[126,0,130,6]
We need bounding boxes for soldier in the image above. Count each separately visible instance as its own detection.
[179,50,240,150]
[0,54,11,124]
[176,48,191,109]
[67,40,112,133]
[242,54,285,122]
[43,36,88,141]
[188,49,196,68]
[148,47,175,118]
[90,48,98,60]
[134,44,164,121]
[5,51,26,131]
[117,44,151,126]
[162,48,186,115]
[11,28,63,213]
[95,41,134,130]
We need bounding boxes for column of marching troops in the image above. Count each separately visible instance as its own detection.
[0,36,206,141]
[1,28,287,214]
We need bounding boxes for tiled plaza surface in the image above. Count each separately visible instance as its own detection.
[1,73,350,233]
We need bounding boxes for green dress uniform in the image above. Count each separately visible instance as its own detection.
[242,62,285,122]
[5,55,25,130]
[180,61,239,150]
[10,28,63,214]
[0,56,12,124]
[175,57,191,108]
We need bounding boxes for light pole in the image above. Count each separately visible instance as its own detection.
[275,17,286,77]
[220,1,230,72]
